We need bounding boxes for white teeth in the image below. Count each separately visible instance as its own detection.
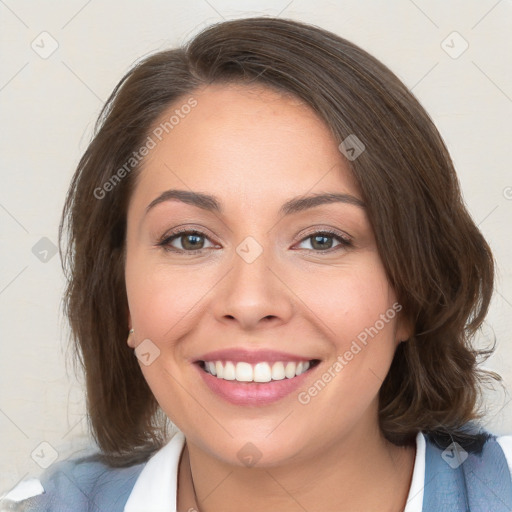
[223,361,236,380]
[254,363,272,382]
[271,362,286,380]
[284,362,296,379]
[235,362,253,382]
[215,361,224,379]
[202,360,313,382]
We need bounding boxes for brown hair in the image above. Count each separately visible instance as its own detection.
[59,16,500,466]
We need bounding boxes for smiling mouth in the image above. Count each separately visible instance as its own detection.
[196,359,321,383]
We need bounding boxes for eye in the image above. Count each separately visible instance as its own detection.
[156,228,352,255]
[157,229,216,253]
[295,230,352,252]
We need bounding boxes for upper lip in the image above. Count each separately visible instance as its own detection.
[194,348,319,364]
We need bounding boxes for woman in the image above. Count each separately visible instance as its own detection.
[3,16,511,512]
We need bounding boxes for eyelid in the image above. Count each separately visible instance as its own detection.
[292,228,352,252]
[293,226,352,245]
[156,226,218,252]
[156,225,353,255]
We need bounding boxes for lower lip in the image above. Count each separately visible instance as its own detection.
[195,363,318,406]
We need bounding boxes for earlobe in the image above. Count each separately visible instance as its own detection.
[395,313,413,345]
[127,328,135,348]
[126,308,134,347]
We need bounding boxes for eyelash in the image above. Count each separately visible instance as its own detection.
[156,227,353,255]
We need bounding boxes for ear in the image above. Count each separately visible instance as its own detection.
[127,309,135,348]
[127,328,135,348]
[395,310,413,345]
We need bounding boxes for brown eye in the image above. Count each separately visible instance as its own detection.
[178,233,205,250]
[158,230,214,253]
[296,231,352,252]
[310,234,334,250]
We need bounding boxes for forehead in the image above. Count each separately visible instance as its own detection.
[131,83,361,214]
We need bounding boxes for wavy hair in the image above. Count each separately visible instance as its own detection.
[59,16,499,466]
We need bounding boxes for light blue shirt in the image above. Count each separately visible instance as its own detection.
[2,427,512,511]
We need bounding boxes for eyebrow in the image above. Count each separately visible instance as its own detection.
[145,189,366,216]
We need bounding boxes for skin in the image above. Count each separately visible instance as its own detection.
[125,83,415,512]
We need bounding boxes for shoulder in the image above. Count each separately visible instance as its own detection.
[496,434,512,475]
[422,423,512,511]
[1,455,146,512]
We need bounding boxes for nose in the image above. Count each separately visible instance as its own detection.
[212,241,295,331]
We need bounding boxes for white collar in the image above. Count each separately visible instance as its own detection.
[124,431,426,512]
[124,430,186,512]
[404,432,426,511]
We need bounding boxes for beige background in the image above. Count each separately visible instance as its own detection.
[1,0,511,493]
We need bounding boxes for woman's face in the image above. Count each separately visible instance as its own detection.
[125,83,410,467]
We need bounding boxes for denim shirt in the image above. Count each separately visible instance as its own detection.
[2,427,512,511]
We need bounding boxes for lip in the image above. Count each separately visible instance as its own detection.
[194,357,321,406]
[194,348,316,364]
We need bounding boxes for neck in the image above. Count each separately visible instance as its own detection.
[177,422,416,512]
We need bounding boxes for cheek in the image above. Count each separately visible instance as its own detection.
[296,257,397,346]
[294,266,399,416]
[297,256,399,401]
[125,249,212,341]
[124,255,205,423]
